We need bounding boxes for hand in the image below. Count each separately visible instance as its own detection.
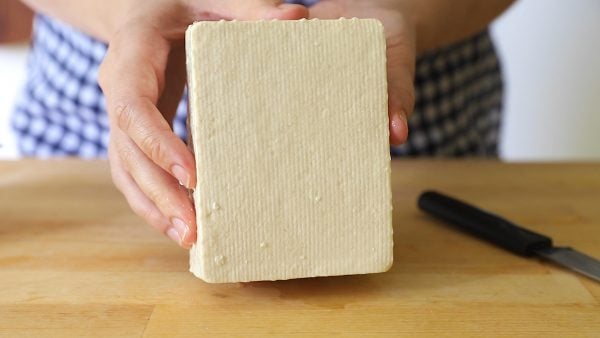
[308,0,417,145]
[99,0,308,248]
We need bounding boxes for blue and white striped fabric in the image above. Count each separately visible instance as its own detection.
[11,1,502,158]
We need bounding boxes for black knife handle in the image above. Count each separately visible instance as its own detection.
[418,191,553,256]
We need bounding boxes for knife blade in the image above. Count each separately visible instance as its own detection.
[417,190,600,283]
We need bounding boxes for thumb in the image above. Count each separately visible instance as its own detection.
[207,0,309,20]
[263,3,310,20]
[307,1,342,19]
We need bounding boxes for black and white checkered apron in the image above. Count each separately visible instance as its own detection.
[11,2,503,158]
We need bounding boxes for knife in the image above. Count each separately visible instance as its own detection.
[418,190,600,283]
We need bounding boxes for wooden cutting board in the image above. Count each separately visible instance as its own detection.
[0,160,599,337]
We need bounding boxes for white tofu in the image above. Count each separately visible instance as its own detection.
[186,19,392,283]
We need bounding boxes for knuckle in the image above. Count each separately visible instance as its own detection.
[144,184,165,208]
[146,184,178,218]
[112,101,137,133]
[110,170,125,194]
[114,140,136,169]
[124,193,165,231]
[108,151,128,194]
[130,201,163,230]
[110,170,169,232]
[127,199,152,221]
[140,132,166,163]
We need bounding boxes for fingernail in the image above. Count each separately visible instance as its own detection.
[171,165,191,189]
[390,112,409,145]
[166,227,181,244]
[390,113,403,130]
[170,217,190,245]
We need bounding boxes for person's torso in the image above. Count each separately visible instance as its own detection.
[11,2,503,158]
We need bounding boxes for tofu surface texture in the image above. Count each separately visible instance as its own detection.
[186,19,392,283]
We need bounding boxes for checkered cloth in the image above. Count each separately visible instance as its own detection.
[11,4,502,158]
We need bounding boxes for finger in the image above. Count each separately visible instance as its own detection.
[99,25,196,189]
[201,0,309,20]
[114,174,195,249]
[109,145,170,233]
[307,0,342,19]
[389,110,409,145]
[386,32,416,145]
[156,45,187,128]
[262,3,309,20]
[112,129,197,248]
[309,4,416,145]
[110,139,197,249]
[109,142,195,248]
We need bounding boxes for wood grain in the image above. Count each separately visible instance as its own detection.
[1,160,599,337]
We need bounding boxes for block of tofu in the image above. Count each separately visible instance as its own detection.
[186,18,392,283]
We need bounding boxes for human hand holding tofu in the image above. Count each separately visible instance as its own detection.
[98,0,414,257]
[99,0,311,249]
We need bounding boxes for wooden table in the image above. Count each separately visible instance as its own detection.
[1,160,599,337]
